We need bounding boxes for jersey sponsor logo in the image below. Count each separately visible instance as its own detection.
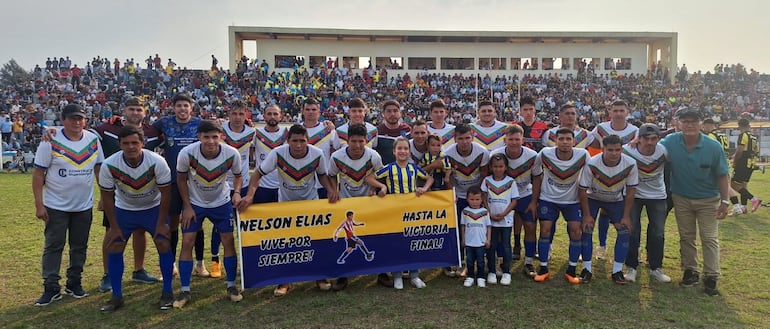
[275,154,321,184]
[51,139,100,168]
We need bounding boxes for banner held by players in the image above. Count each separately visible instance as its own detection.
[238,190,459,289]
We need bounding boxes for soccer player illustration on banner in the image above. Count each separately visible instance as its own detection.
[332,211,375,264]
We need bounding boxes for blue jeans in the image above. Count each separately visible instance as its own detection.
[465,246,486,279]
[487,227,512,274]
[626,198,667,270]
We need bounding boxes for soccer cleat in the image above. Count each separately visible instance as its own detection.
[132,269,160,284]
[100,296,124,312]
[500,273,512,286]
[98,274,112,293]
[393,277,404,290]
[34,288,62,306]
[377,273,394,287]
[704,277,720,296]
[512,246,522,261]
[159,292,174,310]
[273,284,291,297]
[534,270,550,282]
[595,246,607,260]
[410,277,427,289]
[523,264,536,278]
[625,268,637,283]
[565,272,581,285]
[650,269,672,283]
[680,269,700,287]
[65,284,89,299]
[316,279,332,291]
[209,261,222,278]
[173,291,191,308]
[580,268,593,284]
[463,278,474,287]
[612,271,626,285]
[476,278,486,288]
[192,263,210,277]
[487,273,497,284]
[227,286,243,302]
[751,198,762,213]
[332,277,349,291]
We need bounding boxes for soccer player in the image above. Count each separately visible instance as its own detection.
[332,211,375,264]
[578,135,638,284]
[427,100,455,149]
[238,124,339,297]
[98,125,175,312]
[153,93,208,277]
[33,104,104,306]
[375,100,411,166]
[327,123,384,291]
[529,128,589,282]
[172,120,244,308]
[210,100,256,278]
[301,98,340,202]
[542,104,594,149]
[252,104,288,204]
[729,118,762,214]
[622,123,672,283]
[409,119,429,164]
[589,100,638,260]
[471,100,506,151]
[336,98,378,148]
[490,124,539,277]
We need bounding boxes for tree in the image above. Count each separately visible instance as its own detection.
[0,59,31,88]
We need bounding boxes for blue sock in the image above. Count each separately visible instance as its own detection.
[598,214,609,247]
[568,239,581,263]
[158,251,174,293]
[108,253,124,298]
[210,229,221,261]
[524,240,536,258]
[224,255,237,283]
[581,229,593,261]
[179,260,193,289]
[613,227,630,272]
[537,237,550,267]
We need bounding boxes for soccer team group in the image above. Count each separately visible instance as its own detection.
[31,93,758,312]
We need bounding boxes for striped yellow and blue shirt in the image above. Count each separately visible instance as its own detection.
[375,162,428,194]
[421,151,452,173]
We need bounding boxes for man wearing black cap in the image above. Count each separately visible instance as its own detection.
[701,118,728,154]
[729,118,762,214]
[32,104,104,306]
[660,107,729,296]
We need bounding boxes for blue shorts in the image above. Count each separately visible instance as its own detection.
[588,199,624,223]
[253,187,279,204]
[538,200,581,222]
[115,206,165,240]
[514,195,535,222]
[182,203,235,234]
[317,187,328,199]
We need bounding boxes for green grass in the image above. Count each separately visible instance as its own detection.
[1,172,768,328]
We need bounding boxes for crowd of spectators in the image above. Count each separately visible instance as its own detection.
[2,53,769,158]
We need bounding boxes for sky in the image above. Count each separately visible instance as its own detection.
[1,0,768,73]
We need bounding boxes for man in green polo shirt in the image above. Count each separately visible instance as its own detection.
[661,108,729,296]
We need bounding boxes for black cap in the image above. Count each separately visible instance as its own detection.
[62,104,87,118]
[675,107,701,120]
[638,123,661,137]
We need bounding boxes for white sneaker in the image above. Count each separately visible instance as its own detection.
[477,278,486,288]
[463,278,474,287]
[650,268,672,283]
[487,273,497,284]
[733,204,743,216]
[595,246,606,260]
[625,268,637,283]
[500,273,512,286]
[393,277,404,290]
[410,277,426,289]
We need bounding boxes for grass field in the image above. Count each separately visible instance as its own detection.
[0,172,768,329]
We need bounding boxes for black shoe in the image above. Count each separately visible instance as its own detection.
[522,264,536,278]
[34,287,62,306]
[159,292,174,310]
[332,277,349,291]
[377,273,393,287]
[65,284,89,299]
[580,268,593,284]
[704,277,720,296]
[680,269,700,287]
[512,246,522,261]
[100,296,124,312]
[612,271,626,285]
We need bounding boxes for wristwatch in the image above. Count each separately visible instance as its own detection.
[720,199,730,205]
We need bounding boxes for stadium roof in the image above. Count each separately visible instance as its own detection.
[229,26,676,44]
